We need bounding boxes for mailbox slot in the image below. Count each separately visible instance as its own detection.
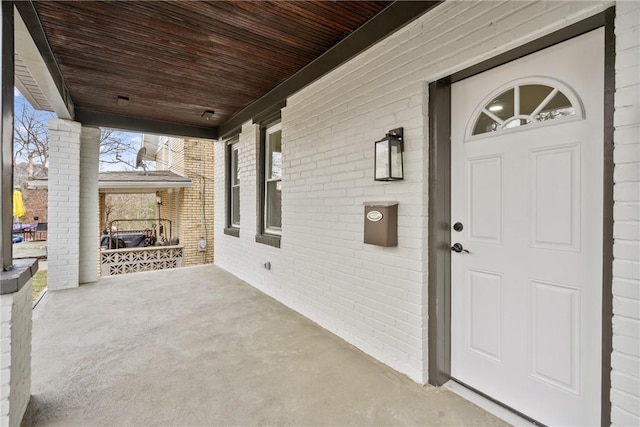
[363,201,398,247]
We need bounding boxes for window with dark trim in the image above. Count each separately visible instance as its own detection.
[224,137,240,237]
[256,119,282,248]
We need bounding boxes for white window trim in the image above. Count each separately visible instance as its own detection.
[230,141,240,228]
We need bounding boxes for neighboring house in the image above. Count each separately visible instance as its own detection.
[19,188,47,226]
[30,171,193,273]
[2,2,638,427]
[142,134,214,266]
[13,163,48,226]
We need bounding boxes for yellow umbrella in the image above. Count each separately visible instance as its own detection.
[13,189,26,218]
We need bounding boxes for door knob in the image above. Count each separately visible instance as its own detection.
[451,243,469,254]
[453,222,463,232]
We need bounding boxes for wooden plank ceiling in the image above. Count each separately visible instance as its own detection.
[31,1,391,132]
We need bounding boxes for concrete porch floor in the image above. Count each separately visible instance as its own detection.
[32,265,508,426]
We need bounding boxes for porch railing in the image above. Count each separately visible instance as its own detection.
[100,245,184,276]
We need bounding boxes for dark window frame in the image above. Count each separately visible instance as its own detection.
[255,112,282,248]
[224,137,240,237]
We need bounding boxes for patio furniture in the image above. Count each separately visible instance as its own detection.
[34,222,47,240]
[13,223,36,241]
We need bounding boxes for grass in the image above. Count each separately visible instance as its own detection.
[32,270,47,300]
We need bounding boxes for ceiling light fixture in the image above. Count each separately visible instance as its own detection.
[116,95,130,106]
[201,110,215,120]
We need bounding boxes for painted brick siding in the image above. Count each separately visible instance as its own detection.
[47,118,81,290]
[214,0,617,384]
[612,2,640,425]
[0,282,32,427]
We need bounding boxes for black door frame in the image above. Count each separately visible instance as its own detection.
[427,8,615,426]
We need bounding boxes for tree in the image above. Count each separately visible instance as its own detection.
[103,193,157,231]
[12,100,141,187]
[13,94,152,228]
[13,103,50,184]
[99,129,139,169]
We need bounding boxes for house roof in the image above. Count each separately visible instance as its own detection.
[14,1,440,139]
[29,170,192,194]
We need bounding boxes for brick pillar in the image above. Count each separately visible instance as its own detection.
[79,126,100,284]
[98,192,105,276]
[0,277,33,427]
[99,193,106,232]
[47,118,81,290]
[158,190,177,242]
[181,138,214,265]
[158,190,169,226]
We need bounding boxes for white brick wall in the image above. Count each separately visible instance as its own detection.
[79,126,100,284]
[612,2,640,425]
[215,0,617,385]
[0,282,32,427]
[48,118,82,290]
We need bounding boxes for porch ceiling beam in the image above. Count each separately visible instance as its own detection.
[75,108,218,140]
[14,0,74,120]
[218,0,443,139]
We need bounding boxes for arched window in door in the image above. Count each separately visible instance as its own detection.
[467,77,584,139]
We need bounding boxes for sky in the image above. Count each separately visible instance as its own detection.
[14,88,145,172]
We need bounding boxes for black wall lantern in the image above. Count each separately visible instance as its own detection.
[374,127,404,181]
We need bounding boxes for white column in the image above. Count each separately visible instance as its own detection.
[0,1,14,270]
[79,126,100,284]
[47,118,81,290]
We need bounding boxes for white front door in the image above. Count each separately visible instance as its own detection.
[450,29,604,426]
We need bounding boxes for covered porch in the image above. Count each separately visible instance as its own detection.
[3,2,638,426]
[31,265,507,426]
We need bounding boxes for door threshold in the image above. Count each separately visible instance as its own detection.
[444,380,538,427]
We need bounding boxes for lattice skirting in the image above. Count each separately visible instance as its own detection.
[101,246,184,276]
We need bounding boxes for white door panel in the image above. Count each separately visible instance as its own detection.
[451,29,604,426]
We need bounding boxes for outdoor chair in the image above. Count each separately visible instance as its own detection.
[34,222,47,240]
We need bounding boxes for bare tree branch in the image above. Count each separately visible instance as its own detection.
[13,104,49,185]
[100,129,138,168]
[13,102,143,186]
